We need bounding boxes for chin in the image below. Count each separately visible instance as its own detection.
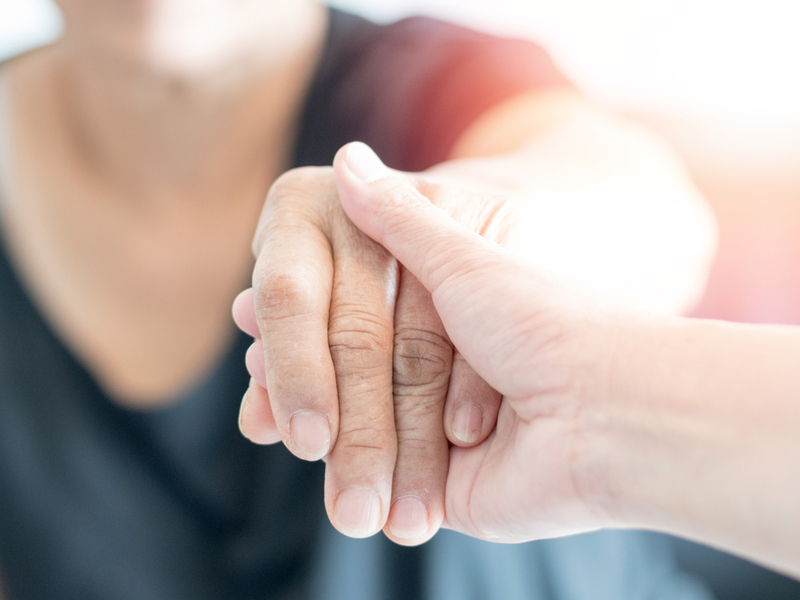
[57,0,296,79]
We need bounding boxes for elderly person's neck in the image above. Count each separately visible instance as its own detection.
[40,1,326,204]
[0,2,328,402]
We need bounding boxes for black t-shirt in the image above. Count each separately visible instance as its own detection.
[0,9,711,600]
[292,10,569,171]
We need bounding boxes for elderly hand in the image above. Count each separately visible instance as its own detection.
[232,150,515,545]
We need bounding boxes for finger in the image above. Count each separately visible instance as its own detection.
[334,142,521,393]
[239,378,281,445]
[444,351,502,446]
[252,169,338,461]
[323,214,398,539]
[245,340,267,389]
[232,288,260,338]
[334,142,501,296]
[384,269,451,545]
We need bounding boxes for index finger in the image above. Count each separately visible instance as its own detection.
[248,168,339,461]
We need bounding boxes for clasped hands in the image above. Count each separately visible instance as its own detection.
[232,142,612,546]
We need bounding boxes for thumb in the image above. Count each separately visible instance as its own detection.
[333,142,507,303]
[333,143,533,393]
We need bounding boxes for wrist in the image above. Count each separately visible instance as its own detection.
[572,310,800,575]
[570,309,687,529]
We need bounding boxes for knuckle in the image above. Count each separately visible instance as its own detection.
[269,166,335,200]
[328,311,393,367]
[253,268,321,320]
[475,196,519,247]
[413,178,445,199]
[253,167,338,253]
[380,178,419,203]
[393,329,453,389]
[373,179,427,226]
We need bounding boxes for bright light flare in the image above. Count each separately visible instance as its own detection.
[334,0,800,125]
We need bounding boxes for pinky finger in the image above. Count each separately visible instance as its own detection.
[239,378,281,445]
[444,352,501,446]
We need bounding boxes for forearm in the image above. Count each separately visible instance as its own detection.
[589,314,800,576]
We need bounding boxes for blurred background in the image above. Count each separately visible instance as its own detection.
[2,0,800,597]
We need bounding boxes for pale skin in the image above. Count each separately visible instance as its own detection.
[1,0,713,577]
[233,104,715,543]
[328,141,800,580]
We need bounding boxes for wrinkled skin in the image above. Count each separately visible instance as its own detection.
[233,165,516,544]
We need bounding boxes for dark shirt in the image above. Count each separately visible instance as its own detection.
[0,8,711,600]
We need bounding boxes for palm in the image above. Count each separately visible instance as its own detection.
[443,391,602,542]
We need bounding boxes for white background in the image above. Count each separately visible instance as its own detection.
[2,0,800,123]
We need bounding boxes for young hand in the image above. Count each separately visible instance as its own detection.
[333,142,620,541]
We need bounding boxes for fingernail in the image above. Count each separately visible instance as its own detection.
[345,142,389,183]
[334,488,382,538]
[289,411,331,461]
[388,496,430,540]
[238,388,251,437]
[453,402,484,443]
